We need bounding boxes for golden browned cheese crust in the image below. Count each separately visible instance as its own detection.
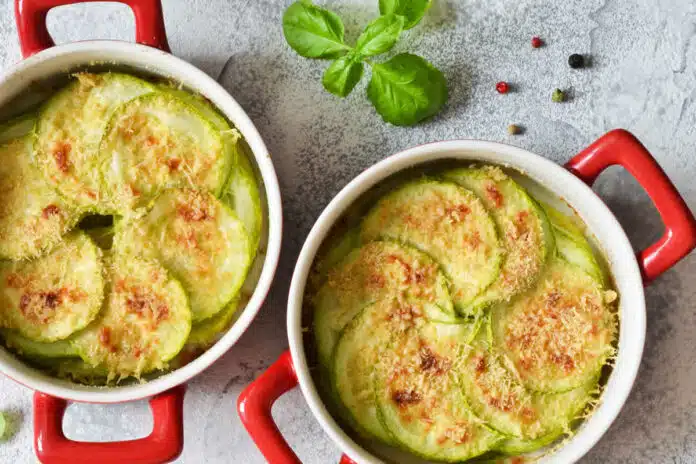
[0,135,79,260]
[493,258,616,392]
[361,180,503,315]
[0,232,104,342]
[72,255,191,380]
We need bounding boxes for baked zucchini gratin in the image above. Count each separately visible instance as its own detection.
[307,165,618,462]
[0,72,265,384]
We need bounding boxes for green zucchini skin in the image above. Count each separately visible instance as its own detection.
[332,300,398,444]
[1,329,79,359]
[495,432,563,455]
[0,114,81,260]
[0,113,35,144]
[443,166,555,312]
[186,297,240,348]
[361,179,504,317]
[115,188,251,322]
[541,202,606,285]
[220,143,264,258]
[54,359,111,385]
[0,231,105,342]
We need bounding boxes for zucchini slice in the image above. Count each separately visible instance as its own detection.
[1,329,79,359]
[490,258,616,393]
[54,359,111,385]
[0,114,35,144]
[0,231,104,342]
[167,296,243,369]
[541,203,605,284]
[361,179,503,316]
[99,92,228,212]
[313,240,456,368]
[495,433,561,455]
[186,297,239,348]
[0,115,80,260]
[455,330,594,440]
[160,85,264,258]
[444,166,555,310]
[221,144,264,257]
[71,255,191,379]
[374,320,501,461]
[115,189,251,322]
[312,227,361,285]
[332,299,416,444]
[34,73,155,209]
[541,202,587,240]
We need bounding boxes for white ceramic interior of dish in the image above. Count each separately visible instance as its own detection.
[0,41,283,403]
[287,140,645,464]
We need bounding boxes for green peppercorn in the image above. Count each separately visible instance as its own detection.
[568,54,584,68]
[507,124,523,135]
[552,88,566,102]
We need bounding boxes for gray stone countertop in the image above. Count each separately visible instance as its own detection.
[1,0,696,462]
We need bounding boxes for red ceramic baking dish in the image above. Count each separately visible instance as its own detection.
[238,131,696,463]
[0,1,283,463]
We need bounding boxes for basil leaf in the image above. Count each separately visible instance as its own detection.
[367,53,448,126]
[323,55,364,97]
[379,0,432,29]
[282,1,350,59]
[355,14,405,57]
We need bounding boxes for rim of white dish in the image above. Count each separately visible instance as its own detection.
[0,40,283,403]
[287,139,645,464]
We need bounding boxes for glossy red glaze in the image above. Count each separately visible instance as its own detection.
[238,351,301,464]
[34,384,185,464]
[238,351,358,464]
[566,129,696,284]
[15,0,170,57]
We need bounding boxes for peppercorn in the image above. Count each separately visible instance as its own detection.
[531,36,543,48]
[507,124,523,135]
[496,81,509,94]
[552,88,566,102]
[568,54,584,69]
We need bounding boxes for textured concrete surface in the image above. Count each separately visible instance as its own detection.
[1,0,696,462]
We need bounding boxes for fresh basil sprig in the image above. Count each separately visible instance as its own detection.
[282,0,447,126]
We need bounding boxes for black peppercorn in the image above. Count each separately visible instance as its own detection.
[568,54,584,69]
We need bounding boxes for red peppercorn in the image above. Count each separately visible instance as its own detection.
[531,36,543,48]
[496,81,509,94]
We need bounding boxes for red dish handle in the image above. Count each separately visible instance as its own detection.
[238,350,358,464]
[34,384,185,464]
[565,129,696,284]
[15,0,170,58]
